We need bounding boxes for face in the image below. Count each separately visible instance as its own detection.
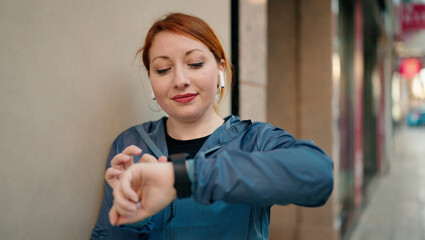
[148,32,223,123]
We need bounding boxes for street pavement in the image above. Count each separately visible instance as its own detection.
[348,124,425,240]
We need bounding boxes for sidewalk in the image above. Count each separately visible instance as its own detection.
[348,125,425,240]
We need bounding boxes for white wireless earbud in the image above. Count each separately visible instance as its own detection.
[151,88,156,100]
[219,71,225,88]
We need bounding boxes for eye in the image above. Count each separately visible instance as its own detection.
[156,68,170,74]
[189,62,204,69]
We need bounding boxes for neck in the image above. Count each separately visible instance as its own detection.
[166,112,224,140]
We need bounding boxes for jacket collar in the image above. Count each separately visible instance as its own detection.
[143,115,251,157]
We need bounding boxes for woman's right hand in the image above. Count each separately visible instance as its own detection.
[105,145,167,189]
[105,145,142,189]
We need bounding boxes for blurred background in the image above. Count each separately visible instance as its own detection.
[1,0,425,239]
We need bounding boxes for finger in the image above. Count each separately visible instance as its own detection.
[120,169,140,203]
[121,145,142,169]
[113,188,138,216]
[115,215,133,226]
[111,146,142,170]
[115,209,152,226]
[111,153,132,171]
[122,145,142,156]
[139,153,158,163]
[109,205,120,226]
[105,168,122,189]
[158,156,168,163]
[113,198,137,217]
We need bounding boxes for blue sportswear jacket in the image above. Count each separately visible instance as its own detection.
[91,115,333,240]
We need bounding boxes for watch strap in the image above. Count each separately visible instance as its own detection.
[170,153,192,198]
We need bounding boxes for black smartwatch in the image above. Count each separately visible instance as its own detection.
[169,153,192,199]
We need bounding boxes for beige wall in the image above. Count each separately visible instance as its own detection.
[0,1,230,239]
[267,0,338,239]
[239,0,267,122]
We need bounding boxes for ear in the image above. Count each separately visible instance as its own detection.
[218,59,225,72]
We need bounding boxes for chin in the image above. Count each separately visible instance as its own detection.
[176,113,201,123]
[169,110,205,123]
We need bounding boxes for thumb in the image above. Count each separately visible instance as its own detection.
[115,207,152,226]
[109,205,120,226]
[157,156,168,163]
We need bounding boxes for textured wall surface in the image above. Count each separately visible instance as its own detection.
[239,0,267,122]
[0,1,229,239]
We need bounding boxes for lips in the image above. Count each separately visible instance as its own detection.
[171,93,198,103]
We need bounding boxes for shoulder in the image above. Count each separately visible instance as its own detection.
[225,115,284,135]
[244,119,287,136]
[250,121,275,130]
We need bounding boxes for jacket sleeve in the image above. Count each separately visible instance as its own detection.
[91,141,154,240]
[192,123,334,207]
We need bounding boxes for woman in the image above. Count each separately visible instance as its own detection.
[91,12,333,240]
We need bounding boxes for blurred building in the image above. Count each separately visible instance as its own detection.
[234,0,398,239]
[394,0,425,121]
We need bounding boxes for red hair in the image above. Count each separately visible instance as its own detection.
[136,12,232,103]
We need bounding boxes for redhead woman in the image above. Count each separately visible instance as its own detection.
[91,12,333,240]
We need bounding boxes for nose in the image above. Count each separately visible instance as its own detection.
[173,67,191,89]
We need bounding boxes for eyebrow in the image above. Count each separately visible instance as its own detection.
[151,49,205,63]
